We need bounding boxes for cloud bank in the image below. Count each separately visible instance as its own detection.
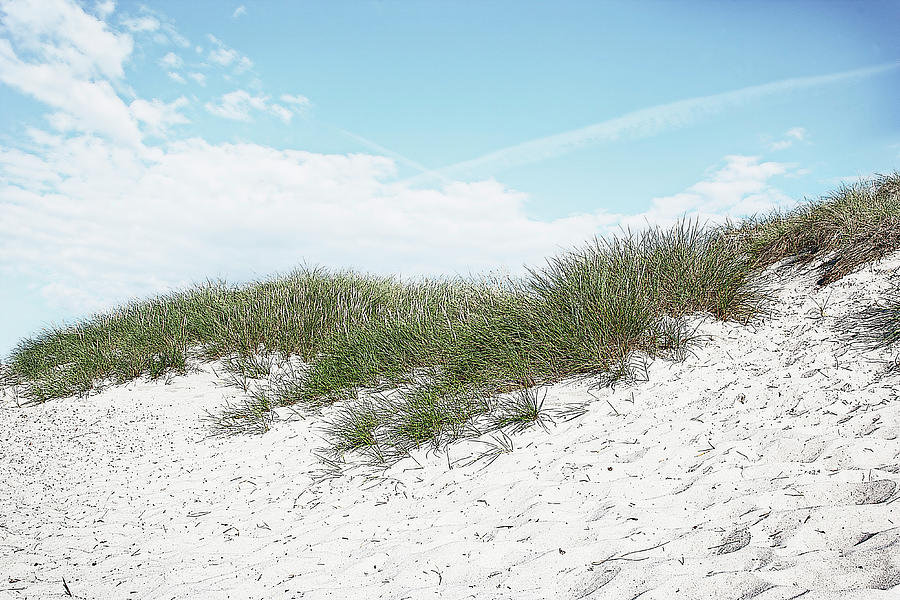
[0,0,797,326]
[0,131,793,314]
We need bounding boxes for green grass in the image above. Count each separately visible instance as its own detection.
[4,173,900,465]
[315,221,759,461]
[488,384,551,434]
[3,270,483,404]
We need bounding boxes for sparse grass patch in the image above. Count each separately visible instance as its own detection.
[324,395,385,459]
[205,385,277,436]
[882,298,900,349]
[378,383,488,456]
[727,172,900,284]
[841,285,900,353]
[266,368,311,408]
[488,385,551,434]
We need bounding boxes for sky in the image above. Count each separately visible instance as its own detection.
[0,0,898,357]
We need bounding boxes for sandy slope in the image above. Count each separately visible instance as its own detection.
[4,256,900,600]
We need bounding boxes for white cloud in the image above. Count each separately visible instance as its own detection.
[159,22,190,48]
[0,134,618,314]
[769,126,809,151]
[280,93,311,109]
[187,71,206,86]
[121,16,160,32]
[235,55,253,73]
[206,34,235,64]
[129,97,189,137]
[615,155,795,230]
[205,33,253,73]
[204,90,258,121]
[94,0,115,18]
[159,51,182,68]
[267,104,293,123]
[0,38,142,145]
[232,5,247,19]
[0,1,142,145]
[0,0,199,147]
[167,71,185,84]
[1,0,133,80]
[208,46,237,66]
[141,13,190,48]
[786,127,807,141]
[205,90,293,123]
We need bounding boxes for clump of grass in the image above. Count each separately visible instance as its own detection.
[882,299,900,348]
[324,395,385,459]
[841,285,900,353]
[216,352,277,392]
[266,367,311,408]
[380,384,487,455]
[324,381,490,464]
[316,221,757,462]
[727,172,900,284]
[146,345,188,380]
[488,385,551,434]
[205,385,277,436]
[653,315,704,362]
[528,221,758,376]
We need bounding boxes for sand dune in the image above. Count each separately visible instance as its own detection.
[4,254,900,599]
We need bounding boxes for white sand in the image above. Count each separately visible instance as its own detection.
[4,256,900,599]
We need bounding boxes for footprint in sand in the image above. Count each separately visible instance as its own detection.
[715,527,751,555]
[849,480,897,505]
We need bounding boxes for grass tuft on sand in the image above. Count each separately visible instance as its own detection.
[3,173,900,463]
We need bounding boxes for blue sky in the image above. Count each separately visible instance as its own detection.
[0,0,898,357]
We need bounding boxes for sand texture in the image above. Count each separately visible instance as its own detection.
[4,256,900,599]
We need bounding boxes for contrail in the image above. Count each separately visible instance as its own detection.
[414,61,899,182]
[335,128,450,183]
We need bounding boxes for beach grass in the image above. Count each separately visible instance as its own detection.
[884,297,900,349]
[726,172,900,284]
[3,173,899,462]
[841,284,900,355]
[316,220,758,459]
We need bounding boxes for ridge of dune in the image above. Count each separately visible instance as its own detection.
[3,254,900,599]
